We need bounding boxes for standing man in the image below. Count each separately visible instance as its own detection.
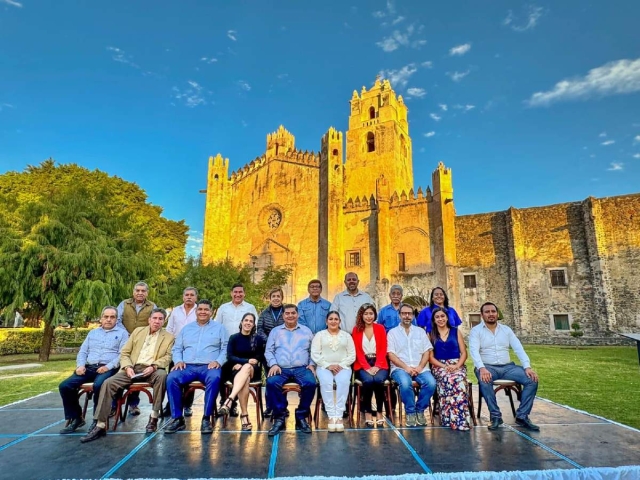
[164,300,228,434]
[469,302,540,431]
[214,283,258,339]
[387,303,436,427]
[80,308,174,443]
[298,279,331,335]
[330,272,375,334]
[378,284,413,333]
[58,306,129,434]
[265,304,316,437]
[117,281,157,416]
[164,286,199,417]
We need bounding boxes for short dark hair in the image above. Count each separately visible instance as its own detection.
[283,303,298,313]
[231,283,244,291]
[480,302,498,314]
[197,299,213,309]
[150,307,167,320]
[308,279,323,288]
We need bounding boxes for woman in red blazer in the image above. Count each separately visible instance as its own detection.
[352,304,389,427]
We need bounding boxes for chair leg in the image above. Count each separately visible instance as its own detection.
[477,388,483,419]
[81,391,92,419]
[506,388,517,418]
[314,385,322,429]
[467,382,477,426]
[356,385,362,426]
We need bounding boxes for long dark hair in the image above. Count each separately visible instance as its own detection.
[429,306,449,344]
[355,304,377,331]
[429,287,450,308]
[239,312,258,350]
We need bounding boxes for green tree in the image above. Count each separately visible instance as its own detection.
[0,161,188,360]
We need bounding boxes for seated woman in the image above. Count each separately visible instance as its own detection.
[311,311,356,432]
[428,307,471,431]
[219,313,266,431]
[352,304,389,427]
[417,287,463,333]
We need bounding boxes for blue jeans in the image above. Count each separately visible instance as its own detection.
[390,369,436,415]
[266,366,316,420]
[166,364,221,418]
[475,362,538,420]
[58,365,118,419]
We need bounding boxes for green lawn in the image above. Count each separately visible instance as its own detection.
[1,347,638,430]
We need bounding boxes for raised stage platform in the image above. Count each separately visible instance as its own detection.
[0,387,638,480]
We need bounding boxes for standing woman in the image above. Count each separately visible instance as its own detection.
[311,311,356,432]
[416,287,463,333]
[352,304,389,427]
[428,307,471,431]
[220,313,266,431]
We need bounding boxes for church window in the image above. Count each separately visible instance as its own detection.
[463,274,477,289]
[551,314,571,331]
[214,174,219,180]
[369,106,376,119]
[468,314,481,328]
[549,269,567,287]
[397,253,406,272]
[366,132,375,152]
[346,250,361,267]
[332,148,338,157]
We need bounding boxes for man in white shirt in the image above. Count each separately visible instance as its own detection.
[214,283,258,339]
[330,272,375,334]
[469,302,540,431]
[387,304,436,427]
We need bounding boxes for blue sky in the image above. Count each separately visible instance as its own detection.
[1,1,639,256]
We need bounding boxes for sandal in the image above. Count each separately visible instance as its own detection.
[240,414,252,431]
[376,418,385,426]
[219,397,234,416]
[364,419,374,428]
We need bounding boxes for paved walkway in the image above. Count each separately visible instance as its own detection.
[0,363,41,371]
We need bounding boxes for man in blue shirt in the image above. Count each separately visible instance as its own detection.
[58,306,129,434]
[265,304,316,436]
[164,299,228,434]
[378,284,409,332]
[297,279,331,335]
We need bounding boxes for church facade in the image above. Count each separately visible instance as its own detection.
[202,78,640,343]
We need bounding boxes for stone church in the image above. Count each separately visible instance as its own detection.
[202,78,640,343]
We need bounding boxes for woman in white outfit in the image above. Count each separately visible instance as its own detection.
[311,310,356,432]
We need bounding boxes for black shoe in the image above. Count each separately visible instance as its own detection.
[88,420,97,432]
[264,407,273,419]
[164,417,186,434]
[60,418,85,434]
[488,417,504,431]
[516,417,540,431]
[343,410,349,419]
[201,416,213,434]
[268,418,286,437]
[295,418,312,434]
[184,407,193,417]
[128,405,141,416]
[80,426,106,443]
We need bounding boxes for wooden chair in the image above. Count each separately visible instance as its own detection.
[391,380,435,426]
[477,379,522,419]
[223,380,264,426]
[108,382,154,431]
[353,379,395,425]
[78,383,94,419]
[184,381,224,426]
[275,382,312,423]
[313,381,353,428]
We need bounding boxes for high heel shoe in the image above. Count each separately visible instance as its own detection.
[219,397,235,416]
[241,414,252,431]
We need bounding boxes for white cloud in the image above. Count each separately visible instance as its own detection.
[106,46,140,69]
[527,58,640,107]
[607,162,624,171]
[421,61,433,68]
[227,30,237,41]
[449,43,471,56]
[599,132,607,137]
[447,70,470,82]
[424,131,436,137]
[379,63,417,88]
[503,5,544,32]
[0,103,15,112]
[186,230,203,257]
[601,140,615,146]
[200,57,218,64]
[439,104,448,111]
[464,104,475,111]
[373,0,396,19]
[406,87,426,98]
[172,80,208,108]
[633,153,640,159]
[430,113,441,121]
[376,24,426,52]
[237,80,251,91]
[372,11,386,18]
[391,16,405,25]
[1,0,22,7]
[634,135,640,143]
[277,73,289,79]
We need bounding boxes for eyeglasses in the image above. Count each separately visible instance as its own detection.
[400,311,413,316]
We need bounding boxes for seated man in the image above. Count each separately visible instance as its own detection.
[265,304,316,437]
[469,302,540,431]
[80,308,174,443]
[387,303,436,427]
[164,299,228,434]
[58,306,129,434]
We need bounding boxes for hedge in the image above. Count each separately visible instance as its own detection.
[0,327,98,356]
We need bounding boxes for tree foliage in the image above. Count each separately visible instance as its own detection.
[0,160,188,360]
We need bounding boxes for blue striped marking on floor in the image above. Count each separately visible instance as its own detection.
[503,424,584,469]
[384,417,433,474]
[0,419,66,452]
[267,432,280,478]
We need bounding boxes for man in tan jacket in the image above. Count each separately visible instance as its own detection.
[80,308,174,443]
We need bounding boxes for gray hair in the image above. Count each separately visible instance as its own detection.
[389,284,403,295]
[183,286,198,296]
[134,281,149,291]
[150,307,167,320]
[101,306,118,317]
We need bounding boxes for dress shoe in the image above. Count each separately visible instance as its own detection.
[488,417,504,431]
[201,416,213,434]
[60,417,85,434]
[128,405,141,416]
[164,417,186,434]
[268,418,286,437]
[516,416,540,431]
[295,417,312,434]
[88,420,97,432]
[145,416,158,433]
[80,426,106,443]
[184,407,193,417]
